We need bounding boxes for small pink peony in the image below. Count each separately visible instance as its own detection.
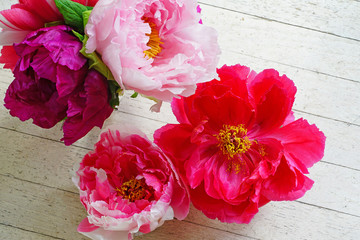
[85,0,220,103]
[154,64,326,224]
[73,126,190,240]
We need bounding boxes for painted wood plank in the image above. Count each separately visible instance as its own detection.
[1,76,359,171]
[136,220,255,240]
[185,200,360,240]
[200,4,360,82]
[2,35,360,126]
[1,2,359,83]
[0,224,61,240]
[218,50,360,126]
[0,175,255,240]
[0,175,93,240]
[200,0,360,40]
[2,173,359,240]
[1,124,359,220]
[2,0,360,41]
[0,1,17,10]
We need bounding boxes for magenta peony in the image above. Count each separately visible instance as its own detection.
[0,0,98,70]
[73,127,190,240]
[154,64,326,224]
[4,25,112,145]
[85,0,220,103]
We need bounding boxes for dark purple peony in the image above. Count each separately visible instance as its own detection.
[4,25,113,145]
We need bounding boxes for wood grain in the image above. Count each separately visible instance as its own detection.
[200,4,360,82]
[1,0,360,239]
[200,0,360,40]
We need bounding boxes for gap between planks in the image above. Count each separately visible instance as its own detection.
[1,127,359,218]
[198,1,360,42]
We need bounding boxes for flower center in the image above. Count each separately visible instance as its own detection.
[143,18,163,59]
[216,124,252,158]
[116,177,154,202]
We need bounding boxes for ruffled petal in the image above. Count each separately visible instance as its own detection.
[18,0,62,22]
[61,71,113,145]
[194,91,254,130]
[216,64,256,99]
[262,158,314,201]
[0,8,43,30]
[4,68,67,128]
[190,183,259,224]
[0,46,19,70]
[154,124,196,163]
[268,118,326,168]
[249,69,297,136]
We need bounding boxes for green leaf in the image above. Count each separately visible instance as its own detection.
[72,30,84,41]
[130,92,139,98]
[54,0,88,33]
[44,20,65,28]
[82,10,92,28]
[79,35,115,81]
[108,80,121,109]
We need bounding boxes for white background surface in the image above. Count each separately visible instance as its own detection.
[1,0,359,239]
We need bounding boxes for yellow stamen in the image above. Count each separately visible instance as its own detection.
[215,125,253,174]
[216,124,252,158]
[259,145,267,157]
[116,178,152,202]
[227,159,247,174]
[143,18,163,59]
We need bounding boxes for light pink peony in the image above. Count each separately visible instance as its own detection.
[85,0,220,103]
[73,126,190,240]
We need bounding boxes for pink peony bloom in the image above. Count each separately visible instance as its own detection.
[0,0,98,69]
[85,0,220,103]
[4,25,113,145]
[154,64,326,224]
[73,127,190,240]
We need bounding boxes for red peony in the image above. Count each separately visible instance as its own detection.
[154,64,325,223]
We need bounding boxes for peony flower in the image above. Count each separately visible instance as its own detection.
[0,0,98,69]
[61,69,114,145]
[154,64,326,224]
[73,126,190,240]
[85,0,220,103]
[4,25,112,145]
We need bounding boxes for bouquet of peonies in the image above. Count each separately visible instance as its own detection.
[0,0,326,240]
[0,0,220,145]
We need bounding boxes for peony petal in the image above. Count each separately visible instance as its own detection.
[190,183,259,224]
[0,8,44,30]
[194,91,254,130]
[18,0,62,22]
[56,65,87,99]
[249,69,297,136]
[4,67,67,128]
[262,158,314,201]
[216,64,256,99]
[169,177,190,220]
[0,46,19,70]
[79,227,130,240]
[62,71,113,145]
[72,0,99,7]
[268,118,326,168]
[154,124,196,164]
[78,217,99,232]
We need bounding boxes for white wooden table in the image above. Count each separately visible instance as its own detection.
[1,0,359,239]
